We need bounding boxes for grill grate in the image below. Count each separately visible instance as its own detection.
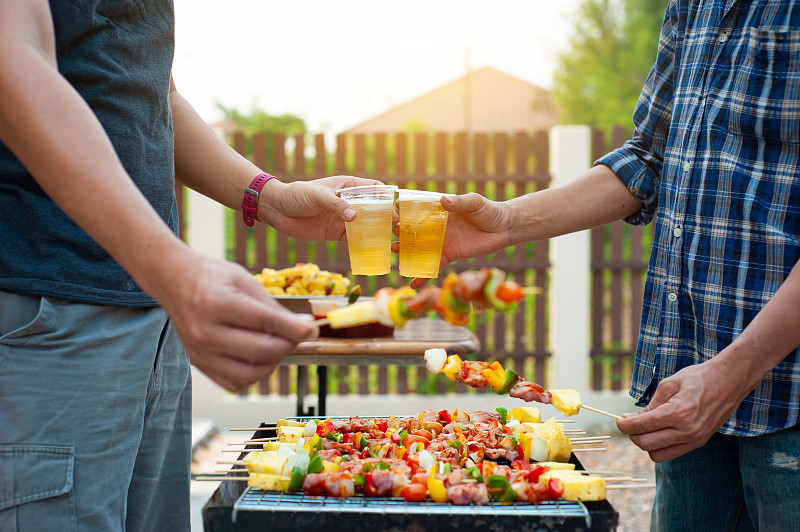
[234,488,591,523]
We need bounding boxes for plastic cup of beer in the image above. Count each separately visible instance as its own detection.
[336,184,398,275]
[397,189,449,278]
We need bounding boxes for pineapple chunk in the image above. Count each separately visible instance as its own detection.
[277,419,306,428]
[248,473,289,492]
[539,469,583,482]
[326,301,379,329]
[540,470,606,501]
[550,389,582,416]
[561,474,606,501]
[508,406,542,424]
[546,433,572,462]
[244,451,288,475]
[277,426,305,443]
[537,461,576,470]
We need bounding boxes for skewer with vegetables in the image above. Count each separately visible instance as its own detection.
[423,349,621,420]
[321,267,530,329]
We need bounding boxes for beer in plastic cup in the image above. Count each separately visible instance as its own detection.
[397,189,449,278]
[336,185,398,275]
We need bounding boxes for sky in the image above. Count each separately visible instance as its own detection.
[172,0,584,135]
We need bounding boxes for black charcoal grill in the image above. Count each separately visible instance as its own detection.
[202,417,619,532]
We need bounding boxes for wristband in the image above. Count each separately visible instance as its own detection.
[241,172,277,227]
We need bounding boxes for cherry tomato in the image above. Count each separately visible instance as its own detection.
[496,282,524,303]
[548,477,564,500]
[400,483,428,502]
[438,409,452,424]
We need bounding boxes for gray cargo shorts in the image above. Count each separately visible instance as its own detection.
[0,290,191,532]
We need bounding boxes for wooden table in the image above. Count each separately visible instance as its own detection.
[279,318,480,416]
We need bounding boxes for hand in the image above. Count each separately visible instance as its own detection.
[261,176,395,240]
[154,249,319,392]
[392,193,512,288]
[616,358,749,462]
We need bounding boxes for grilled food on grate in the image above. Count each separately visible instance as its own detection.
[231,409,609,505]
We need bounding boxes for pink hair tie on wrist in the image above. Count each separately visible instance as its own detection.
[241,172,278,227]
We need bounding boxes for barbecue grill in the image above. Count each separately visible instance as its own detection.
[202,417,619,532]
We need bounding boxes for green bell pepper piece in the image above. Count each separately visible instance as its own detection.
[495,369,519,395]
[307,453,323,474]
[465,467,483,483]
[487,475,516,503]
[496,407,508,425]
[287,467,306,493]
[484,268,515,311]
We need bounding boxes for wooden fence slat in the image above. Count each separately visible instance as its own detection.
[315,134,327,175]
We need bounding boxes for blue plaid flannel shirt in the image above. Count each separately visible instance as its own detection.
[597,0,800,436]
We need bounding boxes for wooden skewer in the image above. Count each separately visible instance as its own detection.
[568,435,611,442]
[571,447,606,453]
[581,405,623,420]
[521,287,543,295]
[314,317,330,327]
[195,476,249,482]
[227,438,277,445]
[216,468,248,473]
[579,470,623,475]
[218,460,248,466]
[229,427,278,432]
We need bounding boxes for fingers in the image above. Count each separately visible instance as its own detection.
[192,352,280,393]
[440,192,485,213]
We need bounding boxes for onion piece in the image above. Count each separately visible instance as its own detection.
[424,348,448,374]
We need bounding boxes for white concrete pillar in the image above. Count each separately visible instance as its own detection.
[186,190,226,260]
[548,126,592,393]
[185,191,229,418]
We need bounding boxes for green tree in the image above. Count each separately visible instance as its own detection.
[215,101,307,137]
[553,0,666,132]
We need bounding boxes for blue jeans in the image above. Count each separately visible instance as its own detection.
[0,291,191,532]
[652,426,800,532]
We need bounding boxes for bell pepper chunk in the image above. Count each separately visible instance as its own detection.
[441,355,463,381]
[486,475,517,503]
[427,476,448,503]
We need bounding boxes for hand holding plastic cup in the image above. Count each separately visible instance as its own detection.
[397,189,449,279]
[336,185,398,276]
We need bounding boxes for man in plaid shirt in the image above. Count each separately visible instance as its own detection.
[433,1,800,529]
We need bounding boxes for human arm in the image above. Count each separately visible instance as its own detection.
[169,77,390,241]
[617,259,800,462]
[0,0,315,391]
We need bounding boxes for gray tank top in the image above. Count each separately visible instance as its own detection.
[0,0,176,306]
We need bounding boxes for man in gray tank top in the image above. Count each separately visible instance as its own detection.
[0,1,383,530]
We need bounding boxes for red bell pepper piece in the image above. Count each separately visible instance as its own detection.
[438,409,452,424]
[526,464,548,484]
[364,472,379,497]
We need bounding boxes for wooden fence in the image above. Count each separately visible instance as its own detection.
[177,126,650,398]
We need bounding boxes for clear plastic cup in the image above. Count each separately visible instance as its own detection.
[397,189,449,278]
[336,185,398,276]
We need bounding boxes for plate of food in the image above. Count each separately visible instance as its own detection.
[252,263,354,314]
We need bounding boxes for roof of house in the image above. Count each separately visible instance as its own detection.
[341,66,560,135]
